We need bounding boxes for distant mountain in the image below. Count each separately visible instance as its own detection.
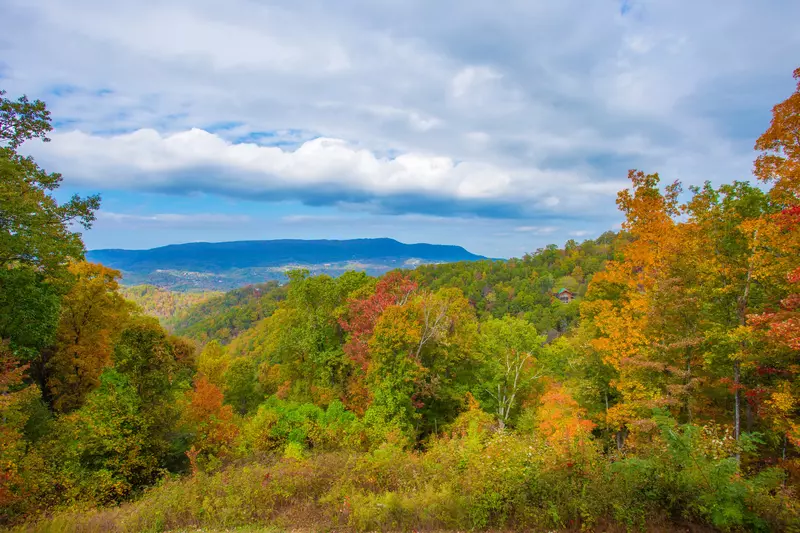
[87,238,486,291]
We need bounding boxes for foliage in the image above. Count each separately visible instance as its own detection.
[165,282,286,344]
[476,316,545,428]
[121,285,221,321]
[181,376,238,472]
[48,262,132,412]
[0,89,99,278]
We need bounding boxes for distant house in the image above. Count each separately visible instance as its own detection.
[556,288,574,304]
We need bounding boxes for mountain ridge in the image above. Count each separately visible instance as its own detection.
[87,238,487,290]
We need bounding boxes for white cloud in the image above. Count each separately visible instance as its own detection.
[97,211,251,225]
[35,127,618,214]
[451,66,502,98]
[514,226,559,235]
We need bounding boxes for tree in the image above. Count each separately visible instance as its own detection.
[478,316,545,429]
[364,287,478,439]
[196,340,229,388]
[684,182,771,448]
[181,376,238,472]
[753,67,800,207]
[583,170,683,450]
[223,357,262,415]
[748,67,800,456]
[112,317,185,408]
[48,262,131,412]
[0,267,60,393]
[535,383,595,459]
[53,370,165,504]
[0,341,38,512]
[339,272,417,413]
[0,90,99,277]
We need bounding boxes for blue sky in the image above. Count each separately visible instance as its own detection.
[2,0,798,258]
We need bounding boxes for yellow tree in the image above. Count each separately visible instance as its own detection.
[48,262,131,412]
[195,340,229,388]
[583,170,684,449]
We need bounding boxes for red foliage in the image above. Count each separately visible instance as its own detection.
[338,273,417,414]
[183,376,238,461]
[340,272,417,370]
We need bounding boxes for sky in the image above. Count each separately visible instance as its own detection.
[1,0,798,258]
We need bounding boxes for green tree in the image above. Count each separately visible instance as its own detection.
[477,316,545,428]
[0,89,99,277]
[52,370,166,504]
[224,357,262,415]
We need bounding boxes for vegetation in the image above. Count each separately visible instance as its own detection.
[164,282,287,344]
[407,230,623,334]
[2,70,800,532]
[120,285,222,322]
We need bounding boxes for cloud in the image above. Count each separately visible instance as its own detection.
[97,211,251,226]
[34,127,621,218]
[514,226,559,235]
[451,66,502,98]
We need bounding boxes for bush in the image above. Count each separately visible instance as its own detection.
[238,398,365,456]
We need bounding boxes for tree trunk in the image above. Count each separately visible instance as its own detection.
[615,427,628,452]
[684,356,692,423]
[734,360,741,463]
[746,396,754,433]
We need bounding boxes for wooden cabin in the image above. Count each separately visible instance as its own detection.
[556,288,574,304]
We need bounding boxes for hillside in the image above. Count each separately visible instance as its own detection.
[120,285,223,320]
[87,238,486,290]
[165,281,287,344]
[407,230,623,334]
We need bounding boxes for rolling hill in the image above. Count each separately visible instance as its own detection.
[87,238,486,290]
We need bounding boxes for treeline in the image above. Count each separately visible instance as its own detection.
[1,70,799,532]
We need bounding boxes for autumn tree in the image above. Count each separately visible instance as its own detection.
[181,376,238,472]
[748,67,800,455]
[535,383,596,459]
[252,270,372,405]
[48,262,132,412]
[1,90,99,403]
[754,68,800,206]
[583,170,684,450]
[339,272,417,413]
[364,287,478,439]
[51,369,166,504]
[196,340,229,387]
[0,342,38,513]
[683,182,771,447]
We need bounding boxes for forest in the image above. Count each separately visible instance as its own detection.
[0,69,799,532]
